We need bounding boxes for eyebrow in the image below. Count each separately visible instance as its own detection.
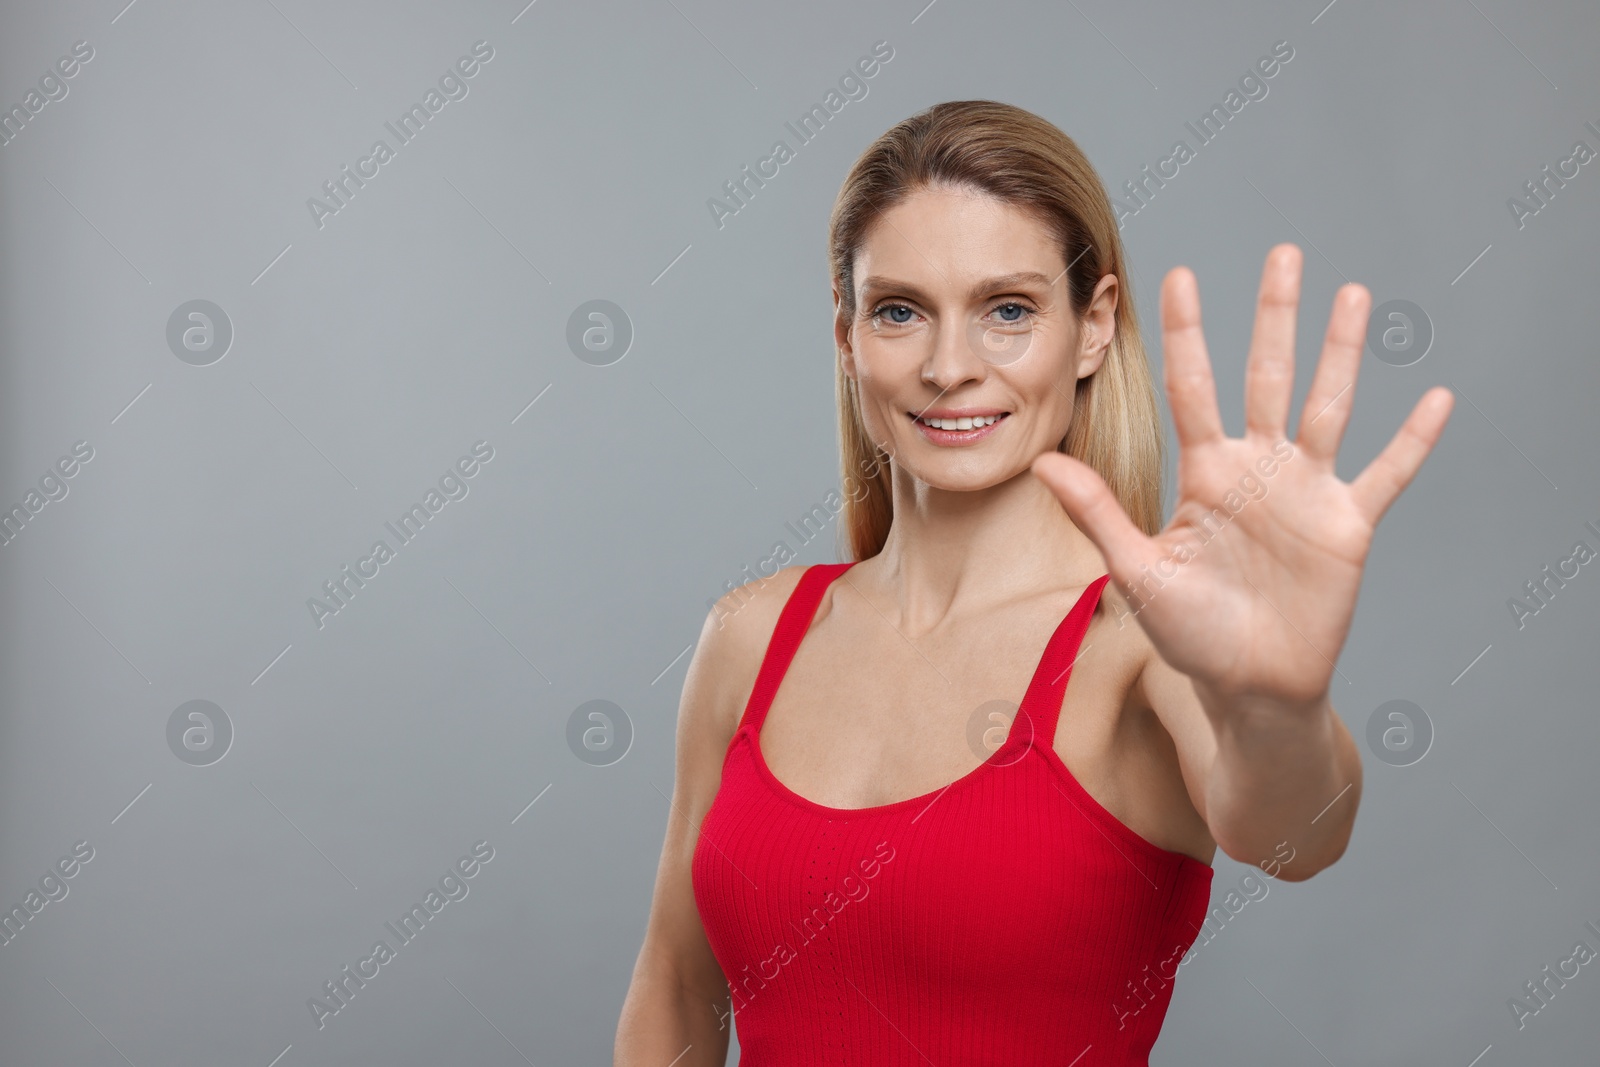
[857,271,1057,303]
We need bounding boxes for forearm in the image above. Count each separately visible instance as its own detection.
[615,961,732,1067]
[1195,687,1362,879]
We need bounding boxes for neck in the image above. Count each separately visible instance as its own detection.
[867,460,1107,633]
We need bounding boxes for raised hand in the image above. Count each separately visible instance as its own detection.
[1032,243,1454,710]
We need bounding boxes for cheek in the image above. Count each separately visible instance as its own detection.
[855,394,901,447]
[850,337,918,418]
[1011,350,1079,433]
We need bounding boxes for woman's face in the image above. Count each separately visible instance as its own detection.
[835,183,1116,492]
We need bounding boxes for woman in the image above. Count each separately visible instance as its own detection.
[614,100,1452,1065]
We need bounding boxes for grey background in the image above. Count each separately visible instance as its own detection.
[0,0,1596,1064]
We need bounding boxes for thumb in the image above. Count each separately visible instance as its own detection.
[1030,452,1156,583]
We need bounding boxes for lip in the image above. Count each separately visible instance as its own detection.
[908,409,1010,446]
[914,407,1009,420]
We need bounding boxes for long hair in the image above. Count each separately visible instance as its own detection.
[828,99,1164,561]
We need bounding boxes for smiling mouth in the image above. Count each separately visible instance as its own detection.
[910,412,1010,432]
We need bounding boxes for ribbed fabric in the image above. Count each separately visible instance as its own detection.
[691,562,1215,1065]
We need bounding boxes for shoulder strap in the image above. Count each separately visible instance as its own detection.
[737,562,856,734]
[1013,575,1111,751]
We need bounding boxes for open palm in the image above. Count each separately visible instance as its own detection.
[1033,244,1454,708]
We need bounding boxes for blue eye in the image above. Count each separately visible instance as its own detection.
[872,303,916,324]
[992,302,1032,323]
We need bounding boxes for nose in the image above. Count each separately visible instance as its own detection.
[920,318,988,393]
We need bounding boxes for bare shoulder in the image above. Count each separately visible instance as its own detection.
[682,565,812,748]
[1091,580,1198,715]
[1088,580,1161,684]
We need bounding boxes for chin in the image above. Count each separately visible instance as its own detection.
[898,453,1023,493]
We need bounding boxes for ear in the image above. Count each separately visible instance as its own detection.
[1075,273,1118,380]
[833,279,858,379]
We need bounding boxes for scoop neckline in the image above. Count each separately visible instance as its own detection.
[741,723,1212,873]
[743,720,1025,820]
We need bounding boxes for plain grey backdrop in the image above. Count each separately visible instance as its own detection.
[1,0,1596,1063]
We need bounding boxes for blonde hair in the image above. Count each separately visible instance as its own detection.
[828,99,1164,561]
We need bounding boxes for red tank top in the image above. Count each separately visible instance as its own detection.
[691,562,1215,1065]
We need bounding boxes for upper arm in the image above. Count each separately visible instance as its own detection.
[1117,588,1220,829]
[627,567,808,1008]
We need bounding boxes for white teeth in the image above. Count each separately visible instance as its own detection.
[921,415,1000,430]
